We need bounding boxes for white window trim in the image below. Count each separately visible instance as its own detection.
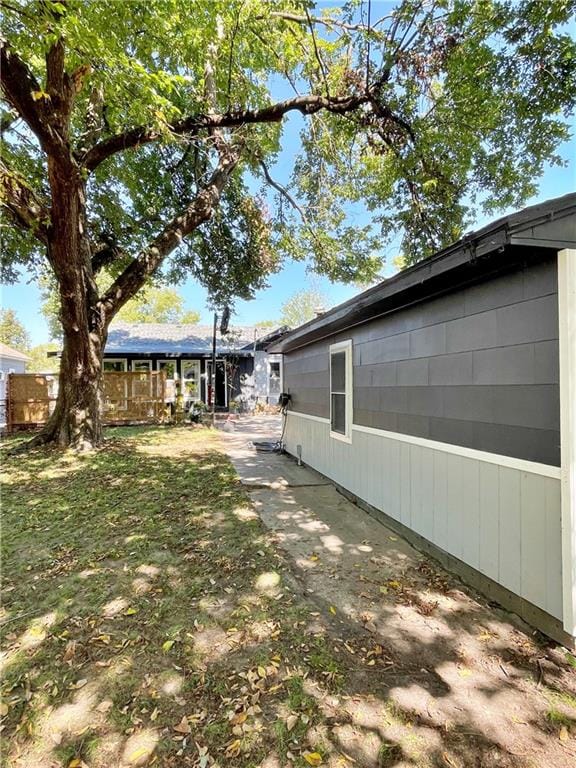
[267,356,283,400]
[181,359,202,402]
[156,359,178,378]
[131,359,152,372]
[329,339,353,444]
[103,358,127,372]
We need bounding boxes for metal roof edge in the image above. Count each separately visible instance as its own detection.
[270,193,576,354]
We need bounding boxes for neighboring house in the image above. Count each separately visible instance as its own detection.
[0,342,30,426]
[270,193,576,646]
[100,323,287,409]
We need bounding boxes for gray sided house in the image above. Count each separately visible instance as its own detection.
[270,193,576,646]
[102,323,286,410]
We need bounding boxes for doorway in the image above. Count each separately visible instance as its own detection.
[206,360,227,408]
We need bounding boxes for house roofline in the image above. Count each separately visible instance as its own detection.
[0,344,30,361]
[270,193,576,354]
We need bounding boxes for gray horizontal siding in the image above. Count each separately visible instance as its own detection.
[283,255,560,465]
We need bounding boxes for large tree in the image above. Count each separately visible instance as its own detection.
[1,0,574,449]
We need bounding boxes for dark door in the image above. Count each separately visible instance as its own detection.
[207,360,227,407]
[215,361,226,407]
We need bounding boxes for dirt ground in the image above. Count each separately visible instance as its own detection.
[219,414,576,768]
[2,421,576,768]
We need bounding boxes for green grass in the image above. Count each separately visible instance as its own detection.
[0,426,347,768]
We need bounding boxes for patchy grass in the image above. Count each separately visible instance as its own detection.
[0,427,358,767]
[3,424,576,768]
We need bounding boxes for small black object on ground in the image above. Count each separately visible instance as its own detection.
[252,440,284,453]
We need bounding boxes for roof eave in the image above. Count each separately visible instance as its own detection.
[270,194,576,354]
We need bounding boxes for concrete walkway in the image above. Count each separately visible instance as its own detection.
[218,414,576,767]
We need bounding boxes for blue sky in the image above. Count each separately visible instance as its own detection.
[3,134,574,346]
[2,0,575,345]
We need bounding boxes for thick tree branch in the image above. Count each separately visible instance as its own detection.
[0,157,50,243]
[99,149,238,317]
[82,88,381,172]
[0,37,64,156]
[90,239,124,273]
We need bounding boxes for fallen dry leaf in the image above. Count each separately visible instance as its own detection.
[286,714,298,731]
[173,716,191,734]
[225,738,242,757]
[63,640,77,661]
[303,752,323,766]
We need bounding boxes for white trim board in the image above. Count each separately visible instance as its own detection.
[329,339,353,443]
[287,410,329,424]
[559,248,576,636]
[286,409,561,479]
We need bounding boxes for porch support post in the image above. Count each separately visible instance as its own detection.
[559,248,576,637]
[211,311,217,427]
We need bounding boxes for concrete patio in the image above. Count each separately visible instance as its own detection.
[218,414,576,767]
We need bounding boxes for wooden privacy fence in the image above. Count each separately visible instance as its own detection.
[103,370,166,424]
[5,371,167,431]
[5,373,57,430]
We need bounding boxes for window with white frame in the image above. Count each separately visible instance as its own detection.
[103,358,127,372]
[157,360,177,402]
[268,360,281,398]
[329,340,352,441]
[132,360,152,372]
[181,360,201,401]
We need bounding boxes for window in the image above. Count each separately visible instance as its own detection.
[268,360,281,398]
[103,359,127,372]
[330,340,352,442]
[132,360,151,372]
[157,360,177,402]
[157,360,177,379]
[181,360,201,401]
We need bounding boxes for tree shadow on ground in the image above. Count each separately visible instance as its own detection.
[228,441,576,768]
[1,425,575,768]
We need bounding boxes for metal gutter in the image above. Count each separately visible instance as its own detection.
[270,193,576,354]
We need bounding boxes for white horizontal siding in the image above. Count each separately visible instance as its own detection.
[285,410,563,622]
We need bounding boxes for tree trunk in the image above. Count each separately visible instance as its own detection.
[42,321,105,449]
[34,154,108,450]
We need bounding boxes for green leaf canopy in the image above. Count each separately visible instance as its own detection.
[2,0,575,300]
